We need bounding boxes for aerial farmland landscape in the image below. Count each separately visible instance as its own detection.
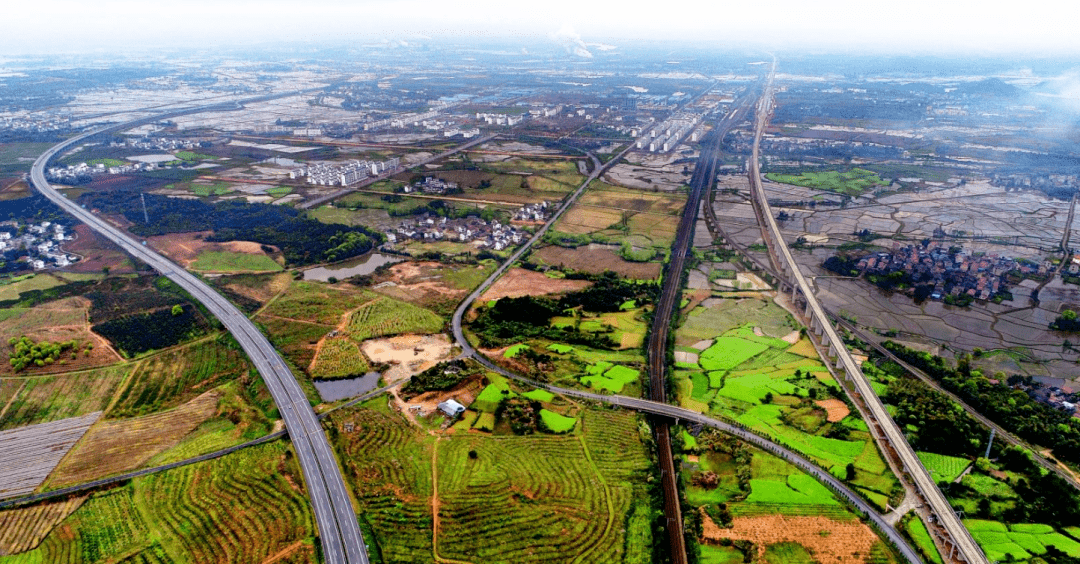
[2,2,1080,564]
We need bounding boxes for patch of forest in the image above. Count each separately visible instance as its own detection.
[471,272,658,349]
[81,192,383,266]
[92,304,210,357]
[882,341,1080,465]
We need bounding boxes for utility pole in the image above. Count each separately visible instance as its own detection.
[141,193,149,224]
[984,428,996,459]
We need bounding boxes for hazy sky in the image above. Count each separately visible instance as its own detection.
[5,0,1077,56]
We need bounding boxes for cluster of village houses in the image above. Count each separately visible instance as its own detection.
[0,221,78,269]
[857,241,1051,301]
[385,215,525,251]
[383,200,551,251]
[45,160,155,182]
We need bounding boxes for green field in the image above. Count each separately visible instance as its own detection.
[580,363,641,393]
[902,514,944,564]
[0,274,64,302]
[86,158,127,167]
[917,451,970,483]
[698,337,770,371]
[110,339,250,418]
[745,474,839,505]
[539,409,577,433]
[0,143,55,166]
[190,250,282,273]
[309,335,370,379]
[966,520,1080,562]
[764,542,817,564]
[522,389,555,402]
[174,151,217,161]
[0,365,130,430]
[504,343,529,358]
[189,182,233,197]
[260,281,375,325]
[471,383,511,412]
[766,168,887,197]
[346,297,444,341]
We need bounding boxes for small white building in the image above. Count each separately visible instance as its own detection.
[438,399,466,418]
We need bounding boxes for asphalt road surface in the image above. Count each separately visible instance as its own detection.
[29,102,369,564]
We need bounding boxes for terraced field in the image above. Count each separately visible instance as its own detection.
[135,442,315,562]
[309,336,369,379]
[109,339,250,418]
[260,281,376,325]
[0,365,128,431]
[329,403,435,562]
[47,390,221,487]
[0,441,315,563]
[330,400,656,563]
[0,496,86,555]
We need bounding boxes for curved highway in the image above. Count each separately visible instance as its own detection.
[746,60,986,564]
[30,103,369,564]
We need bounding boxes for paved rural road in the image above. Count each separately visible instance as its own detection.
[747,60,985,564]
[446,100,923,563]
[30,99,369,564]
[451,148,630,355]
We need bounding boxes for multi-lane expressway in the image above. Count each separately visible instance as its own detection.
[29,103,369,564]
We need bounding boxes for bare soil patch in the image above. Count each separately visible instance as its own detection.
[815,399,851,423]
[0,297,121,376]
[61,224,135,274]
[144,231,277,268]
[701,513,879,564]
[479,268,591,302]
[361,334,453,384]
[47,390,220,487]
[533,245,662,280]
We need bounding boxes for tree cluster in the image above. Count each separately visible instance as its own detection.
[401,360,471,398]
[883,341,1080,464]
[8,336,84,371]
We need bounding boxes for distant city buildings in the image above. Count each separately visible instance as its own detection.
[289,157,401,186]
[475,113,524,126]
[635,111,701,153]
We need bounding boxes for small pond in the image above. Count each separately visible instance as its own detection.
[303,253,402,282]
[313,372,382,402]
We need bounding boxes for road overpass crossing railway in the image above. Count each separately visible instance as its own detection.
[30,97,371,564]
[742,59,988,564]
[449,84,926,564]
